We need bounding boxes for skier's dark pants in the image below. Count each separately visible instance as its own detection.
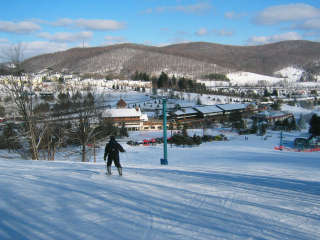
[107,158,121,168]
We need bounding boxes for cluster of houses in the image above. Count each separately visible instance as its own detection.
[102,99,294,131]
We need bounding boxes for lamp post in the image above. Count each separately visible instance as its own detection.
[161,98,168,165]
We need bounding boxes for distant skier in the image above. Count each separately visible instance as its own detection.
[104,136,125,176]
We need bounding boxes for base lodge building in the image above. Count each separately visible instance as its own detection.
[102,99,285,131]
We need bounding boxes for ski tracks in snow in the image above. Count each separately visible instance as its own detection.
[120,167,320,240]
[1,159,320,240]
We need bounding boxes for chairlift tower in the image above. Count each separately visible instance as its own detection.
[280,130,284,150]
[161,98,168,165]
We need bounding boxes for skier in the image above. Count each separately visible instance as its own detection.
[104,136,125,176]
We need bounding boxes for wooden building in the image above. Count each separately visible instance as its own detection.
[102,108,148,131]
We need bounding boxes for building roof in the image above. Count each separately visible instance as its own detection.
[173,108,198,116]
[102,108,142,118]
[256,111,291,118]
[194,105,223,114]
[216,104,247,111]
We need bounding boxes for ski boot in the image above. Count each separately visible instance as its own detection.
[117,167,122,176]
[107,166,112,175]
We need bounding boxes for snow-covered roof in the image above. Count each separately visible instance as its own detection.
[173,108,198,116]
[141,113,149,121]
[217,104,247,111]
[256,111,291,118]
[194,105,223,114]
[102,108,142,118]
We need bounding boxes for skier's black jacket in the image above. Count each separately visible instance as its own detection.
[104,138,125,162]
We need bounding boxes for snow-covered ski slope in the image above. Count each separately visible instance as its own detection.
[0,131,319,240]
[199,66,319,86]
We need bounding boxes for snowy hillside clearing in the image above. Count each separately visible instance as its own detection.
[275,67,304,82]
[0,131,319,240]
[227,72,283,86]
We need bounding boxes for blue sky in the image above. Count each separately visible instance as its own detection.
[0,0,320,58]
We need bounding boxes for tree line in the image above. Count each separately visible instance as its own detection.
[131,71,208,93]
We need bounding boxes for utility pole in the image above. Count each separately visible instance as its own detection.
[93,136,96,163]
[280,130,283,151]
[161,98,168,165]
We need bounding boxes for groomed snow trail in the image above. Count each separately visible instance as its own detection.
[0,157,319,240]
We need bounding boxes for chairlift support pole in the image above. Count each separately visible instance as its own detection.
[161,98,168,165]
[280,130,283,150]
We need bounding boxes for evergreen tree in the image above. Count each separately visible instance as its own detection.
[270,101,282,111]
[309,114,320,137]
[178,77,186,90]
[142,73,149,81]
[272,89,278,97]
[264,88,271,97]
[158,72,169,89]
[187,79,194,90]
[171,75,177,87]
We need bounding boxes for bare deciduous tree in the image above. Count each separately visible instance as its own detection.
[67,89,101,162]
[0,44,47,159]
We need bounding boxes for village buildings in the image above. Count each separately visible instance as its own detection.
[103,99,267,131]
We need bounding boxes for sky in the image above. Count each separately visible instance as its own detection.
[0,0,320,59]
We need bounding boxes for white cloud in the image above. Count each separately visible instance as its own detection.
[24,41,68,58]
[225,11,246,20]
[195,28,234,37]
[254,3,320,25]
[104,36,127,45]
[295,18,320,30]
[195,28,208,36]
[144,2,212,15]
[168,37,190,45]
[0,41,69,59]
[51,18,74,27]
[214,29,234,37]
[38,31,93,42]
[247,32,302,45]
[50,18,125,31]
[0,21,41,34]
[0,38,8,43]
[75,19,125,31]
[141,8,153,14]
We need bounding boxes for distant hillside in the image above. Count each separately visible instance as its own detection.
[23,40,320,77]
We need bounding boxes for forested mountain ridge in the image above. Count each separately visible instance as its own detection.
[23,40,320,77]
